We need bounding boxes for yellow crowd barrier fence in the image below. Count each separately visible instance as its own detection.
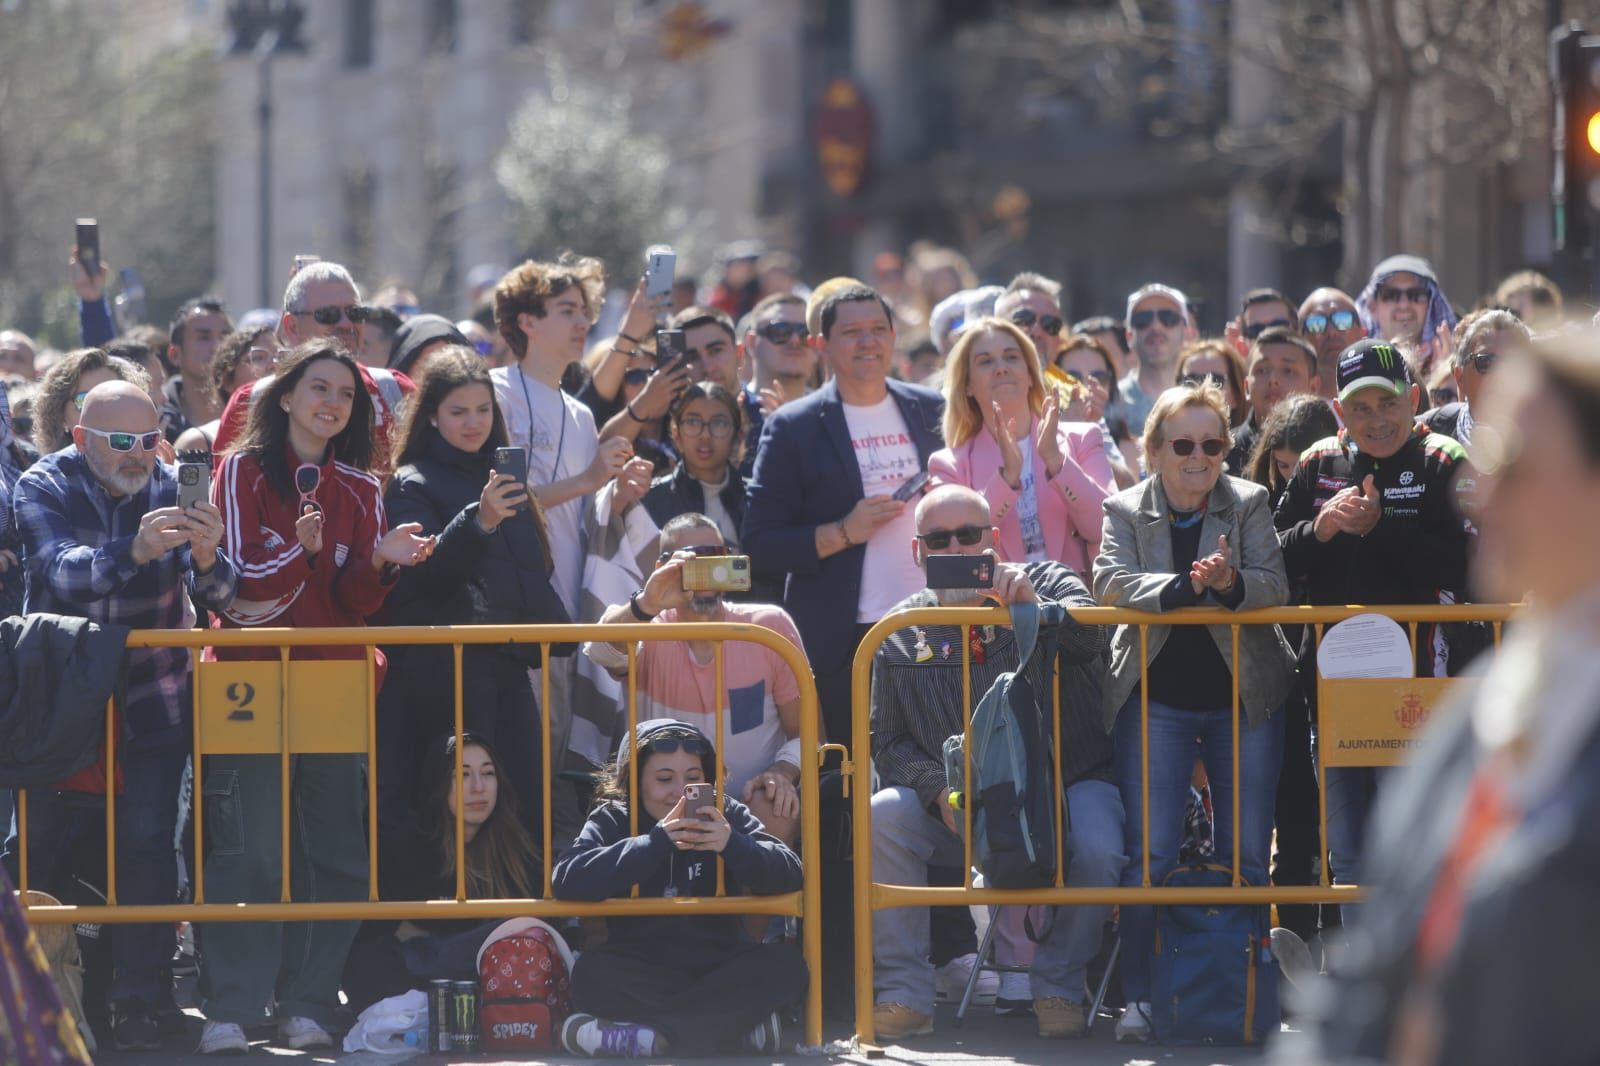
[10,622,825,1047]
[848,602,1517,1045]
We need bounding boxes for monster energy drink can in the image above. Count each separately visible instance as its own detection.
[451,979,481,1052]
[428,979,453,1052]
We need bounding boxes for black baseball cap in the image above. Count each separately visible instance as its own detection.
[1336,338,1411,402]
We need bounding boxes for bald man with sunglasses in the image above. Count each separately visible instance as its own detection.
[7,380,236,1049]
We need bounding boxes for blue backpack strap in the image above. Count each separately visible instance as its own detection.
[1009,599,1040,665]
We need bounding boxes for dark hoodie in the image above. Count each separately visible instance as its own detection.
[388,314,468,377]
[551,721,802,974]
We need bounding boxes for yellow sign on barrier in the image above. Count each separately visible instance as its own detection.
[1317,677,1469,767]
[198,660,371,755]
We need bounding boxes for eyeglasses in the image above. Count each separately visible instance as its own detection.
[473,338,494,357]
[917,525,987,550]
[294,462,322,514]
[1010,309,1063,336]
[1466,350,1497,375]
[1302,309,1357,335]
[1167,437,1229,457]
[79,426,160,452]
[756,321,809,344]
[1129,308,1184,330]
[639,734,713,757]
[678,414,735,439]
[294,304,371,326]
[623,368,651,388]
[246,346,276,369]
[1241,318,1294,340]
[657,543,730,563]
[1180,371,1228,389]
[1062,367,1113,387]
[1376,285,1430,305]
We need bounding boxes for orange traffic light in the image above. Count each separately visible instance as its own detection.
[1587,110,1600,154]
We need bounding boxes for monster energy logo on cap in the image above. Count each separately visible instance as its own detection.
[1337,338,1411,402]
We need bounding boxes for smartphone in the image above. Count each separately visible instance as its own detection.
[75,218,100,279]
[681,555,752,593]
[892,470,931,503]
[655,328,687,368]
[644,245,676,301]
[925,552,996,590]
[177,461,211,511]
[683,782,717,821]
[493,447,528,513]
[291,253,320,276]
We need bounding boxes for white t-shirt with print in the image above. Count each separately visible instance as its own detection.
[491,363,599,617]
[843,394,925,622]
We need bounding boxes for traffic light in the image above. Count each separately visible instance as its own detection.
[1551,23,1600,281]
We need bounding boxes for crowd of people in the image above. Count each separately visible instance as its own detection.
[0,238,1575,1061]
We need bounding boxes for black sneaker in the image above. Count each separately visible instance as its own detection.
[113,1002,162,1052]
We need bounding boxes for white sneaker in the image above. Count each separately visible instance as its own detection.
[197,1020,248,1055]
[1115,1001,1152,1043]
[935,953,998,1004]
[277,1015,332,1050]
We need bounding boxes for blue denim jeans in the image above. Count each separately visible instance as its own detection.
[870,780,1126,1013]
[2,742,188,1008]
[1112,694,1284,1003]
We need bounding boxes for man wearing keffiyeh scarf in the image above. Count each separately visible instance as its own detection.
[1356,254,1459,385]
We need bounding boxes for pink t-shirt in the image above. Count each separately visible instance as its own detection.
[633,603,810,795]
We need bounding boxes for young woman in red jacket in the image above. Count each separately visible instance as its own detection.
[197,340,434,1055]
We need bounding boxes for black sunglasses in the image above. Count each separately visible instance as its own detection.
[1376,286,1429,305]
[1168,437,1229,457]
[1010,309,1063,336]
[1130,308,1184,330]
[1180,371,1228,389]
[657,543,731,564]
[623,367,651,387]
[1467,351,1497,375]
[917,525,987,550]
[1302,309,1357,335]
[1429,388,1458,407]
[296,304,371,326]
[756,321,809,344]
[1241,318,1294,339]
[1063,367,1112,387]
[640,733,713,757]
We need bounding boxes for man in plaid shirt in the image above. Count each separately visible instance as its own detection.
[5,381,235,1050]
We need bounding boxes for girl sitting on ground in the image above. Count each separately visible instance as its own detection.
[552,719,807,1058]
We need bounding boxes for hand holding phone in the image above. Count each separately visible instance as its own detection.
[644,246,676,302]
[177,462,211,512]
[75,219,100,282]
[683,782,717,821]
[493,447,529,514]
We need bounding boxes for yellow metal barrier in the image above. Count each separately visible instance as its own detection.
[848,602,1516,1044]
[11,622,825,1047]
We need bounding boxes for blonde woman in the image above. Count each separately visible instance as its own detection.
[928,317,1113,575]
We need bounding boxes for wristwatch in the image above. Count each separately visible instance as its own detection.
[628,589,656,621]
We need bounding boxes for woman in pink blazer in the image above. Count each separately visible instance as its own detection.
[929,317,1114,575]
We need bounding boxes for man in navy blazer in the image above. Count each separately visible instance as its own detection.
[743,284,945,746]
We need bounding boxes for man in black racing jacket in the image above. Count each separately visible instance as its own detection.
[1273,338,1470,913]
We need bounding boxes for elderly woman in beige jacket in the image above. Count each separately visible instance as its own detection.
[1091,381,1295,1043]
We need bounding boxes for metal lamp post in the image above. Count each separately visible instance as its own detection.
[224,0,309,308]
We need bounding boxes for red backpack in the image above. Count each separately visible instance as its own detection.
[474,918,575,1052]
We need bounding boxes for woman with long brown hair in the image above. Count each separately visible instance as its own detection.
[343,731,542,1013]
[381,346,572,835]
[199,340,434,1055]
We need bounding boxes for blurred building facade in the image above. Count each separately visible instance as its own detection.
[212,0,1553,326]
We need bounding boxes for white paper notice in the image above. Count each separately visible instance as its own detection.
[1317,613,1416,679]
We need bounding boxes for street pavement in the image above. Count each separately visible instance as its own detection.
[114,991,1289,1064]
